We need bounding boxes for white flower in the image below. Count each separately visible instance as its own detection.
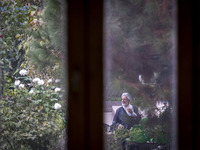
[39,18,43,24]
[30,11,36,16]
[139,74,144,84]
[55,88,61,92]
[157,146,163,149]
[19,69,27,76]
[47,79,53,83]
[29,89,34,94]
[23,21,28,25]
[38,80,44,85]
[139,74,142,82]
[14,80,20,86]
[55,79,61,83]
[33,77,40,83]
[54,103,62,110]
[19,84,25,88]
[33,19,38,24]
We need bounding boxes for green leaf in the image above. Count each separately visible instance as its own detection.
[33,99,42,105]
[15,121,22,128]
[50,98,58,101]
[45,108,49,112]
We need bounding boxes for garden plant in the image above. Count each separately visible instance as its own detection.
[0,69,66,149]
[0,0,67,149]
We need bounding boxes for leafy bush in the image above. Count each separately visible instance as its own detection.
[104,128,129,150]
[104,109,172,150]
[126,125,150,143]
[0,70,66,150]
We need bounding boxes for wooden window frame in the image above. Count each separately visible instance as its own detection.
[67,0,200,149]
[67,1,103,150]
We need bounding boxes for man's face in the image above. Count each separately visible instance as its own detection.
[121,96,129,107]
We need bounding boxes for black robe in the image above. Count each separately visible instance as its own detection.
[111,106,141,129]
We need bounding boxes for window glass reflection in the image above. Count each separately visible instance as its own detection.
[104,0,177,149]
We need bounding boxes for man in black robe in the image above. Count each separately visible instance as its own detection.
[111,92,141,130]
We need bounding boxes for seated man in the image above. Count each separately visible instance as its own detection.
[111,92,141,130]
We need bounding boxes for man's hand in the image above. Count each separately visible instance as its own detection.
[118,124,124,129]
[127,108,133,114]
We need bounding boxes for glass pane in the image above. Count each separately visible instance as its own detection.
[103,0,177,149]
[0,0,67,149]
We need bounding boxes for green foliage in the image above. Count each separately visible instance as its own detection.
[104,128,129,150]
[0,0,38,94]
[0,0,67,149]
[105,78,139,101]
[105,121,171,150]
[104,108,172,149]
[27,0,65,75]
[0,72,66,149]
[127,125,150,143]
[140,108,172,144]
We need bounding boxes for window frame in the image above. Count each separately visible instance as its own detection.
[67,0,103,150]
[67,0,199,149]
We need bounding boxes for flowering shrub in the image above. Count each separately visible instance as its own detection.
[0,70,66,150]
[19,69,28,76]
